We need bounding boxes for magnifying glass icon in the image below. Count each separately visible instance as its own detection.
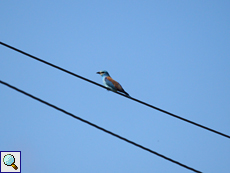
[3,154,18,170]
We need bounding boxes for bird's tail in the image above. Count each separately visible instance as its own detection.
[123,90,130,97]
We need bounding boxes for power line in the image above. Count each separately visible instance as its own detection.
[0,80,202,173]
[1,41,230,139]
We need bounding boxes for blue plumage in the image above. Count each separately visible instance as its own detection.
[97,70,129,96]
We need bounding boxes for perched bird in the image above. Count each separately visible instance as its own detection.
[97,70,129,96]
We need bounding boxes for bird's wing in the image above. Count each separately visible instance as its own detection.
[105,76,124,91]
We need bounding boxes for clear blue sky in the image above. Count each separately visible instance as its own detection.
[1,1,230,172]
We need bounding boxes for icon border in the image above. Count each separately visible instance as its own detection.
[0,151,21,173]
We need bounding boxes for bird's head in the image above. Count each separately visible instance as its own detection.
[96,70,110,77]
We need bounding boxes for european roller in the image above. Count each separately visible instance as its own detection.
[97,70,129,96]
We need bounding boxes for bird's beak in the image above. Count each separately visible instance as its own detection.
[96,71,101,74]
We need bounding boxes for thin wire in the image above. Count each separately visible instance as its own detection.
[1,41,229,139]
[0,80,202,173]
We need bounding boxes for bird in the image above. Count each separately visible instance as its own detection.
[97,70,130,96]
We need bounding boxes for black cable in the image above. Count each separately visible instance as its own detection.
[0,80,202,173]
[1,41,229,139]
